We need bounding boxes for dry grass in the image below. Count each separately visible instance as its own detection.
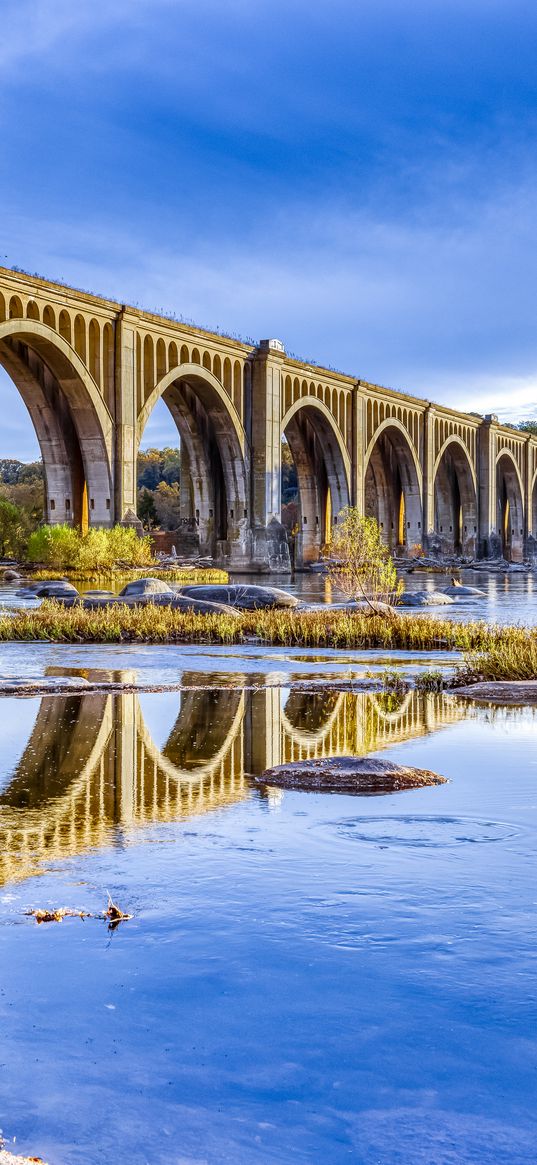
[29,567,228,584]
[457,627,537,683]
[0,600,516,652]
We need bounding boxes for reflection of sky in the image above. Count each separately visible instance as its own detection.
[0,696,39,792]
[2,0,537,458]
[138,691,185,751]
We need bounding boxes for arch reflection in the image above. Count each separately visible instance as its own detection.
[0,676,464,885]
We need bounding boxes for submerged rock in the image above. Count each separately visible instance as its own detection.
[67,593,239,616]
[398,590,455,607]
[323,600,397,615]
[441,584,486,597]
[178,583,299,609]
[453,680,537,704]
[82,589,117,598]
[255,755,446,794]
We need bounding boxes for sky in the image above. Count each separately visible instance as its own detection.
[1,0,537,457]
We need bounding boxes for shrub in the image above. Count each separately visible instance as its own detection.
[26,524,153,571]
[0,497,29,557]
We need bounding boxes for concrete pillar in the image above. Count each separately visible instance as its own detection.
[248,340,291,572]
[524,437,532,540]
[114,312,138,524]
[422,405,435,551]
[353,385,365,513]
[478,418,497,557]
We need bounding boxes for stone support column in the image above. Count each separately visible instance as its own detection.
[248,341,290,572]
[477,418,497,558]
[422,405,436,551]
[353,385,364,513]
[114,311,138,524]
[524,437,532,541]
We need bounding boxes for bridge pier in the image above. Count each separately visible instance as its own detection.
[248,341,291,573]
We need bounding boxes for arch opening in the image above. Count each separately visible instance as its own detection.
[282,403,350,567]
[138,366,249,563]
[0,321,113,528]
[433,440,477,557]
[496,453,524,562]
[364,424,422,552]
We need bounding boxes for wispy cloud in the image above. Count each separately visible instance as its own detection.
[1,0,537,454]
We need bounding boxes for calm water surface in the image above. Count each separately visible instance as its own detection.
[0,644,536,1164]
[1,566,537,624]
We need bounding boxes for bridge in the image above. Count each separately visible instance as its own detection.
[1,266,536,568]
[0,678,463,885]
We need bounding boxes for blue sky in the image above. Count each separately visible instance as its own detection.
[1,0,537,457]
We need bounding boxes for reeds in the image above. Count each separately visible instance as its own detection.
[0,601,519,654]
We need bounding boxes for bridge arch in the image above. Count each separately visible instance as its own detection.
[281,398,351,566]
[151,684,246,783]
[364,418,422,551]
[496,450,525,561]
[433,436,477,556]
[138,363,248,561]
[281,689,345,749]
[0,318,114,527]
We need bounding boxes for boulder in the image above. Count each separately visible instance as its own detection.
[178,583,299,609]
[35,581,80,598]
[398,590,455,607]
[254,755,446,794]
[2,569,22,582]
[119,577,174,597]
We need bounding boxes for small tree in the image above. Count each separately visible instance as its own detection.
[138,488,158,529]
[326,508,402,607]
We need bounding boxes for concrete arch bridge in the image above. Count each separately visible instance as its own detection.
[1,267,536,567]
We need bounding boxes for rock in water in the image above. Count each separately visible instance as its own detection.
[255,755,446,794]
[178,583,299,609]
[441,584,486,597]
[119,577,174,597]
[35,581,80,598]
[398,590,455,607]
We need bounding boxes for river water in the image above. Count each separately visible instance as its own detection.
[2,566,537,624]
[0,641,536,1164]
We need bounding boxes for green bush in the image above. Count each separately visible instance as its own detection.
[26,524,153,571]
[0,497,29,557]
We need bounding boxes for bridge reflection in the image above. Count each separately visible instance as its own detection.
[0,674,463,885]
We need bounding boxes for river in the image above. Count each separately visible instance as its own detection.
[0,641,536,1163]
[2,566,537,624]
